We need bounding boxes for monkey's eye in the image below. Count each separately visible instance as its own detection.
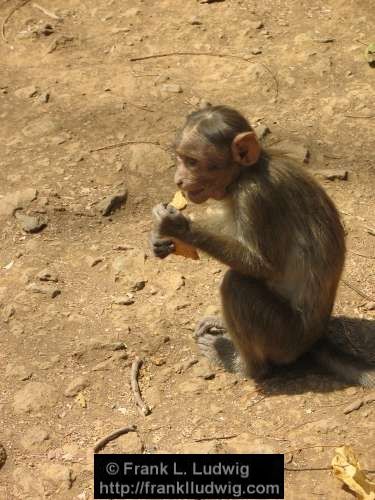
[184,157,198,167]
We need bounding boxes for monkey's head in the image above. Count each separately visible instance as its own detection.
[174,105,261,204]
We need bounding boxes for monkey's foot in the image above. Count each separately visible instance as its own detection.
[194,316,227,338]
[195,316,237,371]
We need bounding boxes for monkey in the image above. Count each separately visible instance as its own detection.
[150,104,375,387]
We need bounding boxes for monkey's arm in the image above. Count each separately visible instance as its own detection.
[183,221,273,278]
[152,203,272,278]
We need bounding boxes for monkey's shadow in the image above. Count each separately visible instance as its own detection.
[258,316,375,396]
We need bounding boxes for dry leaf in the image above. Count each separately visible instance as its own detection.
[75,392,87,408]
[332,446,375,500]
[169,192,199,260]
[170,191,188,210]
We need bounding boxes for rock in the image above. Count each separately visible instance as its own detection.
[364,301,375,311]
[64,376,90,397]
[13,382,58,413]
[0,188,37,216]
[277,141,310,164]
[22,116,58,137]
[20,427,50,449]
[192,359,215,380]
[5,363,32,381]
[1,304,15,323]
[0,444,6,470]
[40,463,75,490]
[251,48,262,55]
[26,283,61,298]
[160,83,183,93]
[37,268,58,282]
[314,169,348,181]
[116,432,144,454]
[253,123,270,140]
[129,280,146,292]
[225,433,276,454]
[113,296,135,305]
[86,256,103,267]
[38,92,50,104]
[14,85,38,98]
[179,441,218,454]
[13,467,45,497]
[15,213,47,233]
[97,190,128,216]
[190,17,203,25]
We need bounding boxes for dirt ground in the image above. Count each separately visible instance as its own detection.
[0,0,374,498]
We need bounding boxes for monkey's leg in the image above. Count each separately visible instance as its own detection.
[195,316,238,372]
[220,270,305,379]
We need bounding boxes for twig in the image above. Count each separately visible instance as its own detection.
[130,50,255,63]
[344,114,375,119]
[351,251,375,260]
[2,0,31,43]
[32,2,61,20]
[94,425,137,453]
[285,465,331,472]
[283,444,341,455]
[194,434,238,443]
[90,140,162,153]
[131,357,151,416]
[342,279,374,302]
[129,51,279,101]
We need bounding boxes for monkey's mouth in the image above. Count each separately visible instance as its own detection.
[185,188,207,203]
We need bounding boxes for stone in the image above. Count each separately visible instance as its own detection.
[364,301,375,311]
[225,434,276,454]
[15,85,38,98]
[40,463,75,489]
[253,123,270,140]
[5,363,32,381]
[251,48,262,55]
[20,427,50,449]
[37,268,58,282]
[15,213,47,233]
[86,256,103,267]
[314,169,348,181]
[160,83,183,93]
[113,296,135,305]
[22,117,58,137]
[190,17,203,25]
[116,432,144,454]
[1,304,15,323]
[0,444,6,470]
[64,376,90,397]
[129,280,146,292]
[26,283,61,298]
[13,382,58,413]
[0,188,37,216]
[97,190,128,216]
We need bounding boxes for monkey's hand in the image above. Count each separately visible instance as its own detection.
[152,203,190,238]
[150,232,176,259]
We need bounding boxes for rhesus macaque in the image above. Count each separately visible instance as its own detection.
[151,105,375,387]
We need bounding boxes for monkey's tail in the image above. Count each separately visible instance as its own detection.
[312,340,375,388]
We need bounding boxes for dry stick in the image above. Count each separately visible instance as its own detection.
[94,425,137,453]
[194,434,239,443]
[1,0,31,43]
[342,279,375,302]
[351,251,375,260]
[131,358,151,416]
[90,140,162,153]
[32,2,61,20]
[285,465,331,472]
[130,51,279,101]
[344,114,375,119]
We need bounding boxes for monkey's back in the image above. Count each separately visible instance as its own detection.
[234,154,346,334]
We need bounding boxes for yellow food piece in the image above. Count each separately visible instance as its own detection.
[170,192,199,260]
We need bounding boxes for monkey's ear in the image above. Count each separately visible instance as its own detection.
[231,132,261,166]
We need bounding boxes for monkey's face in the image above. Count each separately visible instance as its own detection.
[174,147,240,204]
